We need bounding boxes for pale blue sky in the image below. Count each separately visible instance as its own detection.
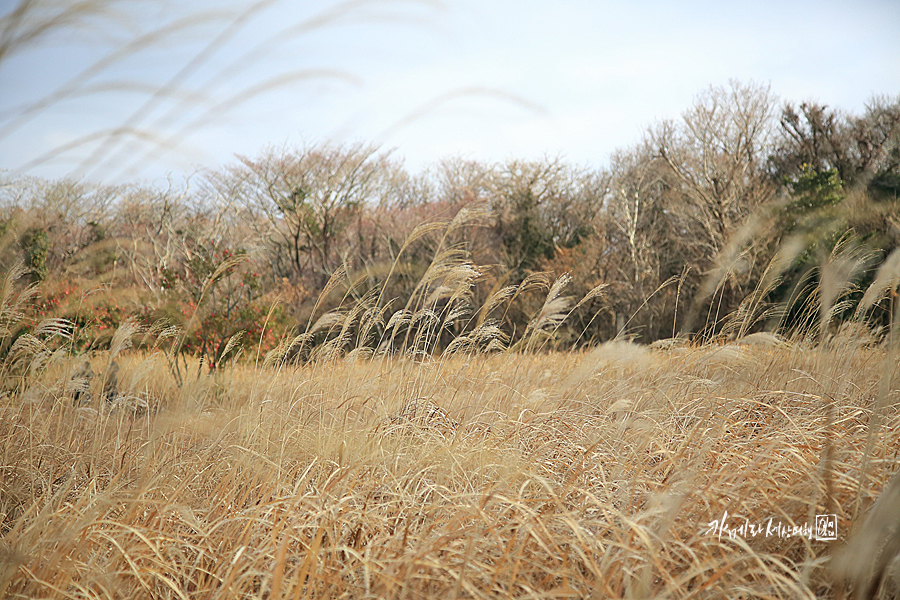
[1,0,898,184]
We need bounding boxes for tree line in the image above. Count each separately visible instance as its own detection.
[2,81,899,366]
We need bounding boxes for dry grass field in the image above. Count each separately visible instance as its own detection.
[2,329,898,599]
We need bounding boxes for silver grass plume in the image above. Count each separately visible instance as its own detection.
[858,247,900,315]
[528,273,573,334]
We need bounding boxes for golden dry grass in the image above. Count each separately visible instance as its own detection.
[2,338,898,599]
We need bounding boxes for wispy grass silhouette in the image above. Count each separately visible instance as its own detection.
[1,0,447,181]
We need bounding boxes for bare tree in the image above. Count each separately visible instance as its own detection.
[598,144,681,337]
[233,142,394,286]
[606,146,669,299]
[113,182,191,301]
[652,80,778,257]
[490,157,602,277]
